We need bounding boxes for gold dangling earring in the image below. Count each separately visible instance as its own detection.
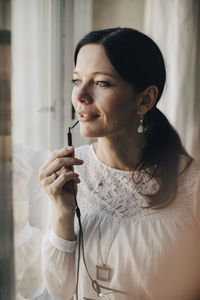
[137,115,144,133]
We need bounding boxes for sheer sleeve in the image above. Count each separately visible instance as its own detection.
[41,229,76,300]
[15,223,44,299]
[13,145,52,299]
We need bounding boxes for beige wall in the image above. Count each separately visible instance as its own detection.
[93,0,145,31]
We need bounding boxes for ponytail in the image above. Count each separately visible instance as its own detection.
[136,108,193,208]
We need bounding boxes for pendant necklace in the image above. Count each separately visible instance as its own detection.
[96,223,119,282]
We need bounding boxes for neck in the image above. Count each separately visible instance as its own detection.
[94,133,146,171]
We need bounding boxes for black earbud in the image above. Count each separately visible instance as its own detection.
[68,120,79,146]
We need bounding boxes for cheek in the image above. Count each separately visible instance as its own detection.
[102,93,136,119]
[71,89,76,106]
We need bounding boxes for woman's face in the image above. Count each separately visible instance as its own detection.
[72,43,139,138]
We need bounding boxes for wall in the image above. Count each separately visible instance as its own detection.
[93,0,145,31]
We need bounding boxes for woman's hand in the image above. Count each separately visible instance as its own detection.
[38,146,83,219]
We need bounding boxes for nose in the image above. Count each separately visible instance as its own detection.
[73,83,93,104]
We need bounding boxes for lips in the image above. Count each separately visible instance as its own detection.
[77,111,100,122]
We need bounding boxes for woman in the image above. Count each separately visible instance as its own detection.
[39,28,200,300]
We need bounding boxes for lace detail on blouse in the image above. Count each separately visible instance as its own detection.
[75,144,199,220]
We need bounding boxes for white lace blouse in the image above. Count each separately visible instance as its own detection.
[42,144,200,300]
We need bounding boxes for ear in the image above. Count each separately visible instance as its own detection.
[137,85,159,115]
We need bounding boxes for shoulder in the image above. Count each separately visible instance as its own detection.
[187,159,200,219]
[74,144,95,177]
[74,144,92,160]
[177,156,200,212]
[179,156,200,185]
[187,159,200,194]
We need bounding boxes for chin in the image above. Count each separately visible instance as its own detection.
[80,130,99,138]
[80,126,104,138]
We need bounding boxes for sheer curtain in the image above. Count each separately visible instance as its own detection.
[144,0,200,161]
[11,1,72,299]
[11,1,93,299]
[12,0,67,152]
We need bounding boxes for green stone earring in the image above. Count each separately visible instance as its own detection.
[137,115,144,133]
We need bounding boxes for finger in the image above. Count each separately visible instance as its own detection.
[41,167,79,186]
[41,146,74,170]
[49,172,79,194]
[40,157,83,179]
[73,177,81,184]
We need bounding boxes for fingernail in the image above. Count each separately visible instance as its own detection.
[78,159,84,164]
[74,178,81,183]
[67,146,74,151]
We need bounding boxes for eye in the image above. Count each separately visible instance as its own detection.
[72,79,81,87]
[95,81,111,87]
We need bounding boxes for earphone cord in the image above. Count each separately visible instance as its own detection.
[72,184,135,300]
[72,184,95,300]
[71,185,81,300]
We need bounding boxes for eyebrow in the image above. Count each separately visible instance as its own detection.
[73,71,115,78]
